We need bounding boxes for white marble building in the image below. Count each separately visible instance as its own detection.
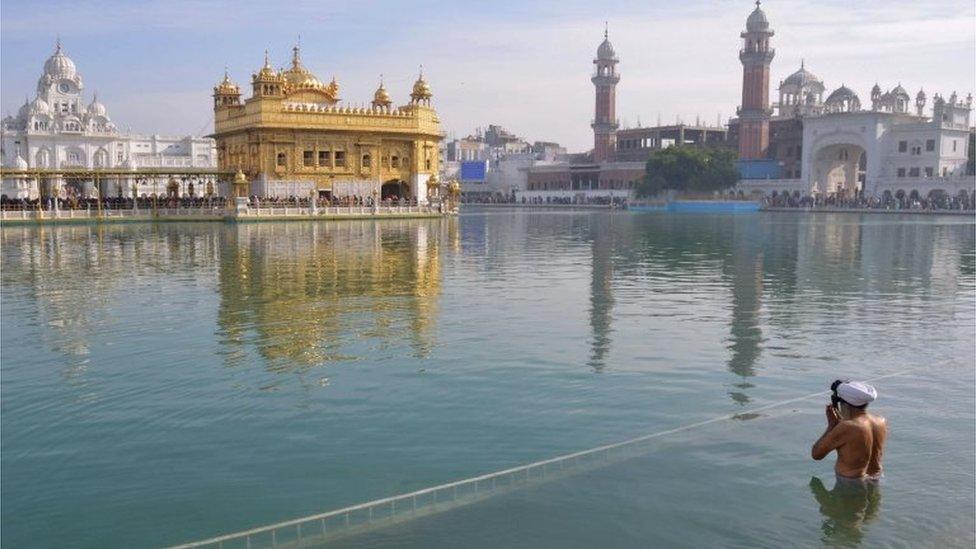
[0,40,216,200]
[741,61,974,202]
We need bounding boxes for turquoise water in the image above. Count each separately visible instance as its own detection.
[1,211,973,548]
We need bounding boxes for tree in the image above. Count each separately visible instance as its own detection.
[637,146,740,198]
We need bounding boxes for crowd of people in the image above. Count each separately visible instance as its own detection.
[763,192,975,212]
[0,194,431,211]
[460,193,628,208]
[0,195,229,211]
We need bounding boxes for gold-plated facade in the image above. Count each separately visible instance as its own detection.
[212,46,442,200]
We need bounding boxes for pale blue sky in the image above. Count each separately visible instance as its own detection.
[2,0,973,152]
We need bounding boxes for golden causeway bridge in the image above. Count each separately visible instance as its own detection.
[0,167,456,225]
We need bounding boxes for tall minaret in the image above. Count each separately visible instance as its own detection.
[592,24,620,163]
[738,1,775,160]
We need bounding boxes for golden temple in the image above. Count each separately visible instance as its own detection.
[212,45,442,201]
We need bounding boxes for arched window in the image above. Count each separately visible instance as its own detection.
[362,154,371,168]
[276,152,287,167]
[391,155,399,168]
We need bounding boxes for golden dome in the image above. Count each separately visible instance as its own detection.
[255,50,279,81]
[411,69,433,102]
[214,68,240,95]
[281,45,325,89]
[372,77,392,107]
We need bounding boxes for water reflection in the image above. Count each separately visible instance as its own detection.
[809,476,881,546]
[588,214,616,372]
[725,216,765,404]
[216,220,451,372]
[0,219,453,381]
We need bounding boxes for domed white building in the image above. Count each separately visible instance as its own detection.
[733,3,974,202]
[1,40,216,200]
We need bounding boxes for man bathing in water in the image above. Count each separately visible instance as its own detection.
[811,380,887,480]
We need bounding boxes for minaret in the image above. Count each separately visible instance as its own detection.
[738,1,775,160]
[592,24,619,163]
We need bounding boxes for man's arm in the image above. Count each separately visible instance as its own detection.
[811,420,847,460]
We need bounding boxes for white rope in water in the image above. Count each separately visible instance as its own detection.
[169,368,916,548]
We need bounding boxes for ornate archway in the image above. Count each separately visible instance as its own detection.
[381,179,408,200]
[811,143,867,199]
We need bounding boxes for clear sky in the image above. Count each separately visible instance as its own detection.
[1,0,973,152]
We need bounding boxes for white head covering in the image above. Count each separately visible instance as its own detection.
[837,381,877,407]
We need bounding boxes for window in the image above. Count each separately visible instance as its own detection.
[318,150,330,166]
[897,168,906,177]
[898,141,907,153]
[303,150,315,166]
[925,167,933,177]
[276,152,287,167]
[334,151,345,167]
[391,155,399,168]
[425,158,431,170]
[926,139,935,151]
[953,140,958,152]
[362,154,371,168]
[908,167,920,177]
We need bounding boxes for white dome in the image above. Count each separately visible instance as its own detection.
[597,37,616,60]
[44,41,76,80]
[88,94,107,117]
[29,97,51,115]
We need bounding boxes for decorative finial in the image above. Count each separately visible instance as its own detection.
[264,49,270,66]
[801,58,805,69]
[419,64,424,78]
[379,73,384,86]
[604,21,609,39]
[755,0,761,8]
[55,34,62,53]
[223,64,229,79]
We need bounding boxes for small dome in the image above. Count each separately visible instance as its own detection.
[916,88,926,100]
[87,93,107,117]
[825,85,861,112]
[214,70,240,95]
[596,24,616,60]
[890,83,909,98]
[783,63,821,87]
[255,50,278,81]
[411,71,432,102]
[746,2,770,32]
[372,79,392,107]
[28,96,51,116]
[44,39,76,80]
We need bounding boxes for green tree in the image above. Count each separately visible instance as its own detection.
[637,146,739,198]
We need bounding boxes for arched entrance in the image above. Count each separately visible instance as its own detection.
[812,143,867,199]
[381,179,409,201]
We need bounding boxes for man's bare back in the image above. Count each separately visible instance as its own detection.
[812,381,887,479]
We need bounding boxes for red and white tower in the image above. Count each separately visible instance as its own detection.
[592,26,619,163]
[738,1,775,160]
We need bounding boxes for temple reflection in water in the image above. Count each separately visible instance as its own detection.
[216,220,450,371]
[0,219,453,379]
